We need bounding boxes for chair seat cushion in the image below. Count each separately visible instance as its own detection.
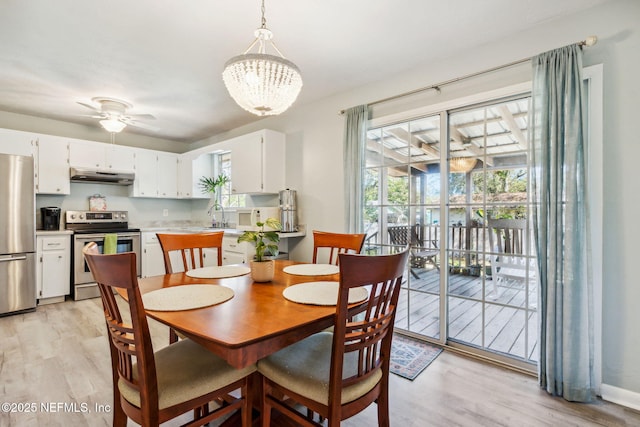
[119,338,256,410]
[257,331,382,406]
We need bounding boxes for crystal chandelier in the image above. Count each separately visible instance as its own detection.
[222,0,302,116]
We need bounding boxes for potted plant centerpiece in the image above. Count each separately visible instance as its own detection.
[199,174,230,227]
[238,217,281,282]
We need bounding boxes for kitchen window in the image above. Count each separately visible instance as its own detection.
[214,151,245,208]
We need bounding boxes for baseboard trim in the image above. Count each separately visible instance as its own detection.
[601,383,640,411]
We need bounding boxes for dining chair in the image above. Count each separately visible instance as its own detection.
[156,231,224,273]
[157,231,224,343]
[82,242,255,427]
[487,218,537,299]
[311,230,366,265]
[258,249,410,427]
[387,224,439,279]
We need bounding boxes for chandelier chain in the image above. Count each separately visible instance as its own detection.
[261,0,267,29]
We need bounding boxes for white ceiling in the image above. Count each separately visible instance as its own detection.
[0,0,610,144]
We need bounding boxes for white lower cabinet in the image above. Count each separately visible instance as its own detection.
[222,236,249,265]
[141,232,169,278]
[36,234,70,304]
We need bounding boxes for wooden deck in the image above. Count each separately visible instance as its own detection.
[394,266,539,364]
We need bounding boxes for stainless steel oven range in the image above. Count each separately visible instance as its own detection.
[66,210,141,300]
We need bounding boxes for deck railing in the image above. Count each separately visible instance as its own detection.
[364,223,490,275]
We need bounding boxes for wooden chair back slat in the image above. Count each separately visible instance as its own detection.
[312,230,366,265]
[156,232,224,273]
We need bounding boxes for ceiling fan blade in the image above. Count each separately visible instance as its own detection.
[122,118,158,131]
[80,114,107,119]
[77,101,101,112]
[126,113,156,120]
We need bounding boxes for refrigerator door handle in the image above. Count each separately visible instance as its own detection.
[0,255,28,262]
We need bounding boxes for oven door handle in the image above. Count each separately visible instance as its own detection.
[74,233,140,240]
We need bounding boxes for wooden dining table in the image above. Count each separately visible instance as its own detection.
[131,259,346,369]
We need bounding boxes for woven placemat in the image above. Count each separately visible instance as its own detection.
[282,281,368,306]
[142,284,234,311]
[185,265,250,279]
[282,264,340,276]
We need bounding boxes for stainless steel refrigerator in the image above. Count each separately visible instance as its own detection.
[0,153,36,315]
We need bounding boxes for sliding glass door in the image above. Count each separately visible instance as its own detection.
[364,95,538,368]
[446,97,537,365]
[364,115,443,340]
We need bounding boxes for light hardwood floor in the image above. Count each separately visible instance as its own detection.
[1,298,639,426]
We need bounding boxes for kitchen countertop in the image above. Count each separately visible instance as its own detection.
[137,225,306,238]
[36,229,73,236]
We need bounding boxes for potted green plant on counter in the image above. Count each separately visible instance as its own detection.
[237,217,281,282]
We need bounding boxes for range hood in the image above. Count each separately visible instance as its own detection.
[69,167,135,185]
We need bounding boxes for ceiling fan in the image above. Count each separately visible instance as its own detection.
[77,97,157,133]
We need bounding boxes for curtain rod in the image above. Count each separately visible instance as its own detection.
[339,36,597,115]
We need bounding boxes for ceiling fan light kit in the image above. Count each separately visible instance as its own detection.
[99,118,127,133]
[78,97,156,134]
[222,0,302,116]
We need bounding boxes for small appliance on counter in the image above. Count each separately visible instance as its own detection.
[236,207,280,231]
[40,206,61,231]
[279,189,298,232]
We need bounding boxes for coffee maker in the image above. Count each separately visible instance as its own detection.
[279,189,298,232]
[41,207,61,230]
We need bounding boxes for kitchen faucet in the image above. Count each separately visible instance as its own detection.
[207,201,227,228]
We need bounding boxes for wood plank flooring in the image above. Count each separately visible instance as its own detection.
[395,268,539,363]
[2,298,639,426]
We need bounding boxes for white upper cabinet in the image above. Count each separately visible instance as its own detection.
[69,140,135,172]
[0,128,35,156]
[157,152,179,198]
[178,153,213,199]
[35,135,70,195]
[131,149,178,198]
[131,149,158,197]
[106,144,136,172]
[230,129,284,194]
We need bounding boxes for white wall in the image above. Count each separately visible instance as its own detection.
[190,0,640,401]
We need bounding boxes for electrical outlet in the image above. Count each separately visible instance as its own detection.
[162,209,169,217]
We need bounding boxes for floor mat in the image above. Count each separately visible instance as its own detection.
[390,334,443,380]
